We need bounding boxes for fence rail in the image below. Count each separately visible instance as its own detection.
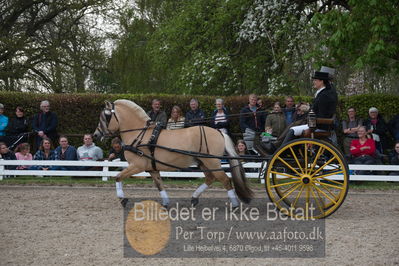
[0,160,398,182]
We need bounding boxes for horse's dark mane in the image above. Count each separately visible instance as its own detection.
[114,99,150,121]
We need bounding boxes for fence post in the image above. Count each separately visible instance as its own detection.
[0,160,4,180]
[102,160,109,182]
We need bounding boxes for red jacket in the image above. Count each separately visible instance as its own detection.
[350,138,376,157]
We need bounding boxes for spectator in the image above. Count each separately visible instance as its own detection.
[292,102,310,124]
[240,94,266,151]
[5,106,29,148]
[31,137,57,170]
[77,134,103,170]
[185,98,206,127]
[388,114,399,141]
[363,107,388,153]
[350,126,377,175]
[211,98,230,134]
[146,99,167,128]
[257,98,266,112]
[166,105,185,130]
[32,100,58,148]
[283,96,296,126]
[388,141,399,175]
[0,103,8,137]
[342,107,363,156]
[265,102,286,138]
[54,136,78,170]
[108,137,126,161]
[15,143,33,170]
[0,142,16,169]
[236,139,249,156]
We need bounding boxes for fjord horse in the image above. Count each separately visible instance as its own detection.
[93,100,253,208]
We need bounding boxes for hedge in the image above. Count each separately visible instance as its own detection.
[0,92,398,152]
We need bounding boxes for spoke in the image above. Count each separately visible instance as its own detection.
[313,180,344,190]
[270,171,301,179]
[318,176,345,186]
[280,182,298,193]
[309,147,324,175]
[310,186,325,214]
[291,184,305,209]
[304,144,308,174]
[276,183,302,204]
[270,180,301,188]
[310,156,337,178]
[313,185,337,205]
[318,182,340,199]
[277,156,302,176]
[314,170,344,180]
[289,147,304,174]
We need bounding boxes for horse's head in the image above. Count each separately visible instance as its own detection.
[93,101,119,140]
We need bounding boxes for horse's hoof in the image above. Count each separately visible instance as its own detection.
[120,198,129,208]
[191,197,199,207]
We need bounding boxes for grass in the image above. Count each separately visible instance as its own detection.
[0,176,398,191]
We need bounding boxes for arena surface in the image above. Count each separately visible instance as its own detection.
[0,185,398,265]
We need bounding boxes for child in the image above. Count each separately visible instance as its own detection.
[15,143,33,170]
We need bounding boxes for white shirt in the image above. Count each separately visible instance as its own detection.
[314,87,326,98]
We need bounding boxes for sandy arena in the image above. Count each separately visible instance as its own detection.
[0,185,398,265]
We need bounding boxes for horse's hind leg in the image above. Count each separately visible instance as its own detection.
[191,164,216,206]
[148,171,169,208]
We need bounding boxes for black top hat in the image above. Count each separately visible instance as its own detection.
[312,71,329,80]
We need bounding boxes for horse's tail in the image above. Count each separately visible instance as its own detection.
[222,133,253,203]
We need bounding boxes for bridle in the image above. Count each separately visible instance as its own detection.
[96,102,119,138]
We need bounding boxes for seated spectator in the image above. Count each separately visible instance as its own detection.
[77,134,103,170]
[5,106,29,148]
[31,137,57,170]
[0,142,17,169]
[265,102,286,138]
[388,114,399,141]
[166,105,185,130]
[211,98,230,134]
[350,126,377,175]
[146,99,167,128]
[0,103,9,137]
[108,137,126,161]
[283,96,296,126]
[15,143,33,170]
[185,98,206,127]
[236,139,249,156]
[32,100,58,149]
[388,141,399,175]
[342,107,363,156]
[54,136,78,170]
[363,107,388,153]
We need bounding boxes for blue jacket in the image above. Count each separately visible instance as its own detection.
[0,114,9,136]
[185,109,206,127]
[54,145,78,161]
[239,105,266,133]
[32,111,58,139]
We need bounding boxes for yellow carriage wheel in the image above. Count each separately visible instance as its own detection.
[265,138,349,219]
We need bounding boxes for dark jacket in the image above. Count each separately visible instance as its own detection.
[389,150,399,165]
[312,86,338,130]
[185,109,206,127]
[283,107,296,126]
[6,116,29,136]
[54,145,78,161]
[146,110,167,128]
[1,151,17,169]
[388,114,399,140]
[363,114,388,150]
[210,108,230,133]
[239,105,266,133]
[108,147,126,161]
[32,111,58,140]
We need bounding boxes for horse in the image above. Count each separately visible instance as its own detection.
[93,100,253,208]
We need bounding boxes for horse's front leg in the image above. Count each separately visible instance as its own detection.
[115,164,144,207]
[148,171,169,208]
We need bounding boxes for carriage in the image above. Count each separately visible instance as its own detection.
[94,100,349,220]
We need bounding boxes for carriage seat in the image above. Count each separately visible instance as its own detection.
[302,118,334,138]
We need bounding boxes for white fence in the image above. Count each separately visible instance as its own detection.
[0,160,398,182]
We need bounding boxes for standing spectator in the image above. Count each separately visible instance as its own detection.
[0,142,16,169]
[32,100,58,148]
[342,107,363,156]
[185,98,206,127]
[388,141,399,175]
[54,136,78,170]
[363,107,388,153]
[265,102,286,138]
[350,126,377,175]
[15,143,33,170]
[5,106,29,148]
[146,99,167,128]
[211,98,230,134]
[0,103,8,137]
[77,134,103,161]
[283,96,296,126]
[167,105,185,130]
[32,137,57,170]
[108,137,126,161]
[388,114,399,141]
